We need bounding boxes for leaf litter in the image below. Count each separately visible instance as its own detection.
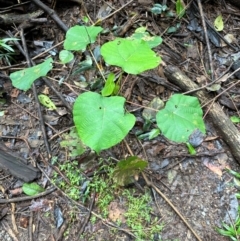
[1,1,240,241]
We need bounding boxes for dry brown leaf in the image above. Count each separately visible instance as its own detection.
[203,160,230,177]
[108,201,126,223]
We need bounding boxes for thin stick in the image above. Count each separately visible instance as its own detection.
[142,172,203,241]
[124,140,203,241]
[20,29,52,159]
[94,0,134,25]
[197,0,214,80]
[0,187,56,204]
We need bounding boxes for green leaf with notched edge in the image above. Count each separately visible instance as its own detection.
[156,94,205,143]
[73,92,135,153]
[10,58,53,91]
[64,26,103,51]
[101,38,161,74]
[186,142,196,155]
[113,156,148,186]
[22,183,44,196]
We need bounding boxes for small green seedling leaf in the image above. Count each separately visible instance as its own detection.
[73,92,136,153]
[236,193,240,199]
[129,27,163,49]
[138,127,160,140]
[149,128,160,140]
[233,177,240,188]
[156,94,205,143]
[64,26,103,51]
[38,94,56,110]
[0,38,19,52]
[82,16,89,23]
[214,15,224,31]
[113,156,148,186]
[0,43,14,52]
[231,116,240,123]
[0,38,19,43]
[10,58,53,91]
[101,72,115,96]
[150,4,167,15]
[226,168,240,179]
[186,142,196,155]
[59,50,74,64]
[112,73,122,95]
[167,23,181,33]
[101,38,161,74]
[22,183,44,196]
[176,0,185,18]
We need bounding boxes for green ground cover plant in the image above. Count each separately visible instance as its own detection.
[49,159,164,240]
[10,22,206,222]
[122,189,164,240]
[9,25,205,157]
[7,2,205,239]
[52,159,86,200]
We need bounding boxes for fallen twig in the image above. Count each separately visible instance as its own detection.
[31,0,68,32]
[196,0,214,80]
[124,140,203,241]
[142,172,203,241]
[0,187,56,204]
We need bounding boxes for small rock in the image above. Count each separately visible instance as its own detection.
[142,97,164,120]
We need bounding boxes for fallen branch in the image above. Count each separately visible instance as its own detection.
[0,9,43,25]
[0,187,56,204]
[164,65,240,163]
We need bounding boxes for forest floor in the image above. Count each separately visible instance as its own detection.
[0,0,240,240]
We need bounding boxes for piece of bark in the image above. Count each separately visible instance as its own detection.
[164,65,240,163]
[0,10,44,25]
[0,142,40,182]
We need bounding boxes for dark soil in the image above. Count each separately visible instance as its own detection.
[0,0,240,241]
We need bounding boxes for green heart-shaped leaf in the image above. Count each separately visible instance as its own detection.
[64,26,103,51]
[156,94,205,142]
[73,92,136,153]
[101,38,161,74]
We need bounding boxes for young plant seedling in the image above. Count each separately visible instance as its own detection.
[0,37,19,64]
[67,26,162,153]
[9,24,206,158]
